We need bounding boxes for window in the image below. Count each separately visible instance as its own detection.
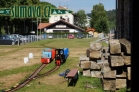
[67,18,69,22]
[54,16,58,21]
[60,16,62,19]
[65,16,69,22]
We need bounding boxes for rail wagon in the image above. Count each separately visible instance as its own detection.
[55,48,69,66]
[41,48,56,64]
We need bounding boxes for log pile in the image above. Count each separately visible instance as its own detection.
[79,38,131,91]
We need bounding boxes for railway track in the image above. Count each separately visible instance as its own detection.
[34,65,60,79]
[4,64,60,92]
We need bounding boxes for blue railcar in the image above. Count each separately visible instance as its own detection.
[63,48,69,59]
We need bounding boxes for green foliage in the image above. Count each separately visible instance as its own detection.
[94,17,109,33]
[0,27,6,34]
[90,3,109,34]
[75,9,88,29]
[39,1,56,22]
[106,9,116,22]
[87,9,116,30]
[106,9,116,29]
[39,1,56,8]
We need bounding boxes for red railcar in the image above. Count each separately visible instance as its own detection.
[41,48,56,64]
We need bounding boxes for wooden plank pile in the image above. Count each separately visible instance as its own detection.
[79,38,131,91]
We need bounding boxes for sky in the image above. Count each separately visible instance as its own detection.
[40,0,116,13]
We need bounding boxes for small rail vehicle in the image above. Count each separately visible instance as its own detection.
[55,48,69,66]
[41,48,56,64]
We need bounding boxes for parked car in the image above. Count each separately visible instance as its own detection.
[77,32,84,39]
[0,34,15,45]
[48,35,53,39]
[68,34,74,39]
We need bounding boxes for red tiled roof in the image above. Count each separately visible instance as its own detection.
[38,23,52,29]
[86,28,95,32]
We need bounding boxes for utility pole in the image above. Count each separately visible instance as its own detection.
[37,17,38,41]
[40,17,41,35]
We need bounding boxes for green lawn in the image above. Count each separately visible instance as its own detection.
[0,38,116,92]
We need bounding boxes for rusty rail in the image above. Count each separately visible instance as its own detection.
[4,65,60,92]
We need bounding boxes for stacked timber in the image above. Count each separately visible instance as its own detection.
[101,38,131,91]
[79,38,131,91]
[119,38,131,87]
[79,55,91,76]
[79,42,103,78]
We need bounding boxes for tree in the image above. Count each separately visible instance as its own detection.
[90,3,109,34]
[106,9,116,29]
[39,1,56,23]
[75,9,87,29]
[94,17,109,34]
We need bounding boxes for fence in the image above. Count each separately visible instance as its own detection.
[46,33,93,39]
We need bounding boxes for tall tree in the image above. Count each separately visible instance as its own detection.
[106,9,116,29]
[75,9,87,29]
[94,17,109,34]
[39,1,56,23]
[90,3,109,34]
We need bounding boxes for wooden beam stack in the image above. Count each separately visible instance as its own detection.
[101,39,131,91]
[79,38,131,91]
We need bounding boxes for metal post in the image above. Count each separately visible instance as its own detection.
[24,20,25,33]
[40,17,41,39]
[18,36,20,46]
[32,18,33,31]
[8,26,9,34]
[37,18,38,41]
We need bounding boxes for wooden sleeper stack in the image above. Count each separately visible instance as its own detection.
[101,39,131,91]
[79,38,131,91]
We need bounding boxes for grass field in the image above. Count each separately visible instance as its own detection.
[0,38,119,92]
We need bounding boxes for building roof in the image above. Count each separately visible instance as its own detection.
[57,6,76,17]
[38,23,52,29]
[86,28,95,32]
[57,6,68,10]
[38,19,85,32]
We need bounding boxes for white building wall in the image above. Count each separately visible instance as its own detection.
[88,31,93,35]
[49,13,74,24]
[85,16,91,27]
[45,29,78,33]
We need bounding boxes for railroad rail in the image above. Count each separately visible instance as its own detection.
[4,64,60,92]
[34,65,60,79]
